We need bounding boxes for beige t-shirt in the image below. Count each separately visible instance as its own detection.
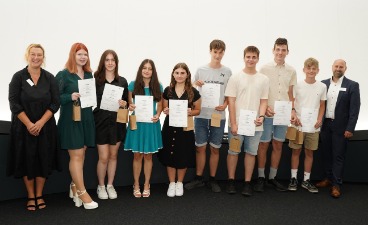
[260,61,297,114]
[225,71,269,131]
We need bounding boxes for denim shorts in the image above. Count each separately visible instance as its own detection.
[260,117,287,143]
[194,118,225,148]
[227,128,263,156]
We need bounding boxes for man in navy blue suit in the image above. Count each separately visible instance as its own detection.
[316,59,360,198]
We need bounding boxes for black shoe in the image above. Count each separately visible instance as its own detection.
[184,178,205,190]
[288,178,298,191]
[226,179,236,194]
[207,180,221,193]
[242,182,253,197]
[267,178,288,192]
[253,177,265,192]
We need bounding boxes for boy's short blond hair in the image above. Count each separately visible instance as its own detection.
[304,57,319,68]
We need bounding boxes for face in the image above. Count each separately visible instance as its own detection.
[332,60,347,79]
[75,49,88,67]
[173,67,188,84]
[28,47,44,68]
[104,53,116,73]
[303,65,319,79]
[244,52,259,68]
[273,44,288,62]
[141,62,153,79]
[210,48,224,63]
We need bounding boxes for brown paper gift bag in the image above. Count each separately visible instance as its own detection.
[294,127,304,145]
[116,108,129,123]
[211,113,221,127]
[129,115,137,130]
[285,124,297,140]
[72,100,81,122]
[183,116,194,131]
[229,137,241,153]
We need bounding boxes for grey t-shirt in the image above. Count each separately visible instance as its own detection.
[194,64,232,120]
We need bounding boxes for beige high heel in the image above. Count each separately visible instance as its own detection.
[69,182,76,202]
[133,185,141,198]
[142,184,150,198]
[75,190,98,209]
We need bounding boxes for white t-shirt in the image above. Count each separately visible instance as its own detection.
[194,64,232,120]
[293,80,327,131]
[225,71,269,131]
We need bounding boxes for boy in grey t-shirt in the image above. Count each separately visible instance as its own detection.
[184,39,231,192]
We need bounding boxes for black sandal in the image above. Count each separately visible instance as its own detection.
[35,196,46,209]
[26,198,36,211]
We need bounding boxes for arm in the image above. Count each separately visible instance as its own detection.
[315,100,326,129]
[255,99,267,126]
[215,97,228,111]
[228,96,237,135]
[346,82,360,133]
[189,97,201,116]
[152,94,162,123]
[55,71,79,105]
[128,91,135,111]
[162,98,169,115]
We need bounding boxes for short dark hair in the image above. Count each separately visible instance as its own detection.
[243,46,260,58]
[210,39,226,51]
[274,38,288,50]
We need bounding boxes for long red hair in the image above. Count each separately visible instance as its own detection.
[65,43,92,74]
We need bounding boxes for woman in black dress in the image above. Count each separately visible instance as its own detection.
[93,50,128,199]
[7,44,60,210]
[159,63,201,197]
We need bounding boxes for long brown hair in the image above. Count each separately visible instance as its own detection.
[94,50,119,85]
[132,59,161,102]
[65,43,92,74]
[169,62,194,107]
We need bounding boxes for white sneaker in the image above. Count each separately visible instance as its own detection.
[167,182,176,197]
[106,185,117,199]
[97,185,108,199]
[175,182,184,196]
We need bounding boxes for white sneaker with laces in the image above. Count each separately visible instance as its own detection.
[175,182,184,196]
[106,185,118,199]
[167,182,176,197]
[97,185,108,199]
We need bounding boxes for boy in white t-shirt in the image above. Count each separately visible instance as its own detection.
[224,46,269,196]
[288,58,327,193]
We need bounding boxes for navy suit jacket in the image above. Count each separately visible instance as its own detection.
[321,76,360,133]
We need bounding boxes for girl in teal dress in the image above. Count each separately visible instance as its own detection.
[124,59,163,198]
[55,43,98,209]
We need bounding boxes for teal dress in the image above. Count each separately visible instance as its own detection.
[124,81,163,154]
[55,69,95,150]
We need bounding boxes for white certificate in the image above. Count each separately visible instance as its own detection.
[78,78,97,108]
[238,109,257,136]
[134,95,153,123]
[100,84,124,112]
[273,101,292,126]
[169,99,188,127]
[199,83,221,108]
[301,107,318,133]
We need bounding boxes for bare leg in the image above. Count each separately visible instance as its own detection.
[195,145,206,176]
[304,149,314,173]
[107,142,120,185]
[270,139,283,169]
[177,168,187,182]
[209,146,219,177]
[133,153,143,189]
[35,177,46,209]
[291,148,302,170]
[257,142,270,172]
[143,154,153,190]
[227,154,238,179]
[97,144,109,186]
[23,177,36,211]
[244,153,256,182]
[69,147,93,203]
[167,166,176,183]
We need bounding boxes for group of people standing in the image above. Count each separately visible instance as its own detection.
[7,38,360,211]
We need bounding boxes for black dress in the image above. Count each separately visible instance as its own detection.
[158,87,201,169]
[93,76,129,145]
[7,67,61,179]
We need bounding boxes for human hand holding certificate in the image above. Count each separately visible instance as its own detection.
[199,83,220,108]
[78,78,97,108]
[169,99,188,127]
[238,109,257,136]
[301,107,318,133]
[134,95,153,123]
[100,84,124,112]
[273,101,292,125]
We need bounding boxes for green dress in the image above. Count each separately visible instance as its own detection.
[55,69,95,150]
